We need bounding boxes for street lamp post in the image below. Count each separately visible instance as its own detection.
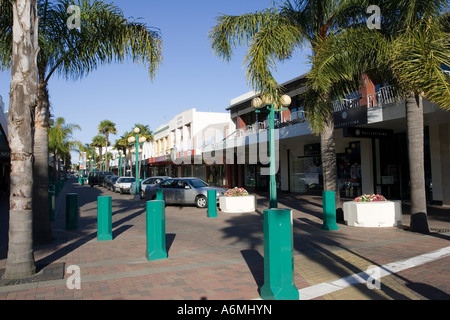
[252,94,298,300]
[128,127,147,196]
[251,94,291,209]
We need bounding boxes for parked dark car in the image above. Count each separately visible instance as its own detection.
[105,175,119,191]
[144,177,227,208]
[88,171,113,187]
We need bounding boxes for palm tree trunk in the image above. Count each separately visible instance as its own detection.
[4,0,39,280]
[406,92,430,233]
[33,83,52,244]
[321,114,342,213]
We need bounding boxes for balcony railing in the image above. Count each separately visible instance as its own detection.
[368,85,397,108]
[333,97,360,112]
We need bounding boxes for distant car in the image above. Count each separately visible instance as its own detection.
[115,177,136,194]
[106,176,119,191]
[89,171,113,187]
[131,176,171,199]
[144,177,227,208]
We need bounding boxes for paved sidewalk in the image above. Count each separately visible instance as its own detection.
[0,179,449,301]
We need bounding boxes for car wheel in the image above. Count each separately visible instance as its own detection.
[195,195,207,208]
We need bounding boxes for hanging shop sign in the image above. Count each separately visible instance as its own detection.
[343,127,393,138]
[334,105,368,129]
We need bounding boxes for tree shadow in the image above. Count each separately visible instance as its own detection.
[166,233,176,255]
[241,249,264,293]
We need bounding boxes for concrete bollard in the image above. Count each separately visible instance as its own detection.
[207,190,218,218]
[146,201,168,262]
[49,191,56,221]
[260,208,299,300]
[66,193,79,230]
[97,196,113,241]
[322,191,339,231]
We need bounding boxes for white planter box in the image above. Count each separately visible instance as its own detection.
[219,195,256,213]
[343,201,402,227]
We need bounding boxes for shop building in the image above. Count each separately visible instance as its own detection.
[205,73,450,204]
[146,108,235,185]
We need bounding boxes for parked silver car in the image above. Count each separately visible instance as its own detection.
[130,176,171,198]
[144,177,227,208]
[114,177,136,194]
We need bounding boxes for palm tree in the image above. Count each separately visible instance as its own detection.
[91,135,107,170]
[80,143,97,172]
[114,131,131,176]
[307,0,450,233]
[209,0,368,210]
[0,0,163,244]
[98,120,117,172]
[3,0,39,280]
[48,117,82,182]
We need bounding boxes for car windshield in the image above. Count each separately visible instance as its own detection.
[119,178,135,183]
[187,179,208,188]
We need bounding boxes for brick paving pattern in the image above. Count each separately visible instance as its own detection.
[0,179,449,300]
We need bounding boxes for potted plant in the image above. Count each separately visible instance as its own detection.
[219,187,256,213]
[343,194,402,227]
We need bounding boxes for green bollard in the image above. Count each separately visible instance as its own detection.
[260,209,299,300]
[66,193,79,230]
[97,196,113,241]
[156,188,164,201]
[207,190,218,218]
[322,191,339,231]
[146,201,168,262]
[49,191,56,221]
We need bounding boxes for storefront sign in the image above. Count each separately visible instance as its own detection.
[344,127,393,138]
[334,105,368,128]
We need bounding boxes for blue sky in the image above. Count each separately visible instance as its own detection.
[0,0,311,157]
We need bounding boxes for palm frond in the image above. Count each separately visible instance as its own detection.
[244,21,305,100]
[390,20,450,109]
[209,8,279,62]
[39,0,162,82]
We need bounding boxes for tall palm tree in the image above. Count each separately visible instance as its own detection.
[0,0,163,244]
[98,120,117,172]
[209,0,368,210]
[3,0,39,280]
[80,143,97,172]
[114,131,131,176]
[308,0,449,233]
[91,135,106,170]
[48,117,81,182]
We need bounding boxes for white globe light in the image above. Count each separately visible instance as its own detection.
[139,137,147,143]
[280,95,292,107]
[261,95,273,105]
[128,136,136,143]
[251,97,263,109]
[134,127,140,134]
